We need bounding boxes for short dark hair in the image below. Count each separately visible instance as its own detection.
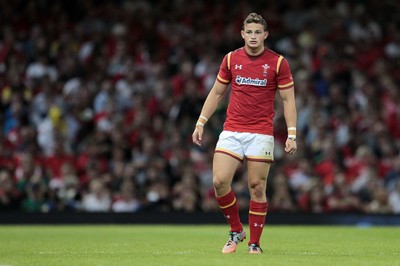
[243,13,267,31]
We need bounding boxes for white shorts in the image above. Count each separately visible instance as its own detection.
[215,131,274,163]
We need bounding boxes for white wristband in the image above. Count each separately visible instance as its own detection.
[196,122,204,127]
[200,115,208,122]
[288,127,297,131]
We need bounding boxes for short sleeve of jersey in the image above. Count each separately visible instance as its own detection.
[277,57,294,90]
[216,53,232,85]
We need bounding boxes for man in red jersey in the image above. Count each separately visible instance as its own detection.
[192,13,297,254]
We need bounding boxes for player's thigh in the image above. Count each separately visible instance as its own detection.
[247,160,271,187]
[213,152,241,184]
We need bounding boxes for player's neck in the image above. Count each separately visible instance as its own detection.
[245,45,264,56]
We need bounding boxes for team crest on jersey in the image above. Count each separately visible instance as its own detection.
[262,64,270,76]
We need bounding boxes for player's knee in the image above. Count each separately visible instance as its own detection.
[212,175,229,191]
[249,181,266,199]
[212,177,223,191]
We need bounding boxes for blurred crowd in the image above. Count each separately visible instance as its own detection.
[0,0,400,214]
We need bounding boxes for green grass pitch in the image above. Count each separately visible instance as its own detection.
[0,225,399,266]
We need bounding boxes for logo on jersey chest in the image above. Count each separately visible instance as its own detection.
[233,63,269,86]
[262,64,270,76]
[235,76,267,86]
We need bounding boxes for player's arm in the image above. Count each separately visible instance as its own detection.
[192,80,228,146]
[278,87,297,154]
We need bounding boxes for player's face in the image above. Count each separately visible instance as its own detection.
[241,23,268,50]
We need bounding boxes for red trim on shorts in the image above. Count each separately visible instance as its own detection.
[246,158,274,163]
[214,150,243,162]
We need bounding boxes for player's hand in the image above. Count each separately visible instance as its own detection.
[285,138,297,154]
[192,126,204,146]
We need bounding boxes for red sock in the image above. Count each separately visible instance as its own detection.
[216,190,243,233]
[248,200,268,246]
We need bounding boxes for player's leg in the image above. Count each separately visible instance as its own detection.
[246,160,270,254]
[213,152,241,197]
[243,133,274,254]
[213,152,246,253]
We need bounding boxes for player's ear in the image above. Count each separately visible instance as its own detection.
[264,31,269,40]
[241,30,245,39]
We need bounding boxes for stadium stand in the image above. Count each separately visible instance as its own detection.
[0,0,400,218]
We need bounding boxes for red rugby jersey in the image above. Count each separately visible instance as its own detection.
[216,47,294,135]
